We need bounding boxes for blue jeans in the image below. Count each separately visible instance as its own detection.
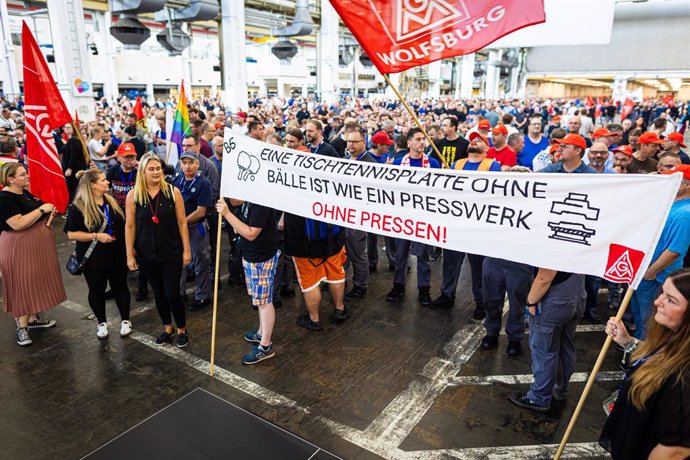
[630,279,660,339]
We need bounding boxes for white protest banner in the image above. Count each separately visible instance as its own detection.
[220,133,681,288]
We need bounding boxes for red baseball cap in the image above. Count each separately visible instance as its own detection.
[549,144,559,154]
[553,133,587,150]
[638,132,665,144]
[491,124,508,135]
[666,132,687,148]
[552,116,561,122]
[478,119,490,130]
[117,142,137,156]
[236,111,247,120]
[469,131,489,146]
[660,164,690,180]
[371,130,394,146]
[592,128,614,139]
[612,145,633,157]
[215,122,225,129]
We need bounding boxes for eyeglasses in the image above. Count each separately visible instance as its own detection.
[347,139,365,144]
[589,150,609,156]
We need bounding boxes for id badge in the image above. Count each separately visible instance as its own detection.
[603,390,619,416]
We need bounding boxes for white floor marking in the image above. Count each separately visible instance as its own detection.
[450,371,624,386]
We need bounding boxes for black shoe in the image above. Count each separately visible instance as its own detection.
[273,299,282,309]
[582,310,602,324]
[506,340,522,356]
[333,307,351,322]
[430,293,454,310]
[418,288,431,307]
[552,391,567,403]
[104,289,115,300]
[135,288,148,302]
[155,329,175,344]
[345,286,367,300]
[187,298,211,312]
[429,247,442,262]
[296,314,323,331]
[472,305,486,320]
[369,265,377,273]
[280,288,295,298]
[388,264,395,272]
[176,332,189,348]
[480,335,498,350]
[386,284,405,301]
[509,392,550,413]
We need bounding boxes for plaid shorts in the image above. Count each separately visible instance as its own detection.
[242,251,280,306]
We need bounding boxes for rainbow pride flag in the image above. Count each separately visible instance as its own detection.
[167,80,190,164]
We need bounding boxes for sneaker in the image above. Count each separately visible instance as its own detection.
[509,392,550,413]
[120,320,132,337]
[386,284,405,302]
[244,329,262,344]
[243,344,275,365]
[472,305,486,320]
[552,391,567,403]
[104,289,115,300]
[280,288,296,298]
[345,286,366,300]
[27,317,56,329]
[97,322,109,340]
[418,288,432,307]
[430,293,455,310]
[187,298,211,312]
[16,327,32,346]
[333,307,351,322]
[506,340,522,357]
[135,288,148,302]
[296,314,323,331]
[155,329,175,344]
[582,310,602,324]
[480,335,498,350]
[176,332,189,348]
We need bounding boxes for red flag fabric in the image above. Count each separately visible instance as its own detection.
[621,97,634,121]
[329,0,546,74]
[133,96,146,129]
[22,22,71,213]
[585,96,594,108]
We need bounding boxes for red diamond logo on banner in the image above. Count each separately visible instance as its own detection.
[603,244,645,284]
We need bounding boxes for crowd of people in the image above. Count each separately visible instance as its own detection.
[1,91,690,455]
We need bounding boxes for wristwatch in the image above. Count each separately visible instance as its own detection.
[526,301,538,307]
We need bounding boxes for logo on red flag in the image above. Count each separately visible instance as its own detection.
[603,244,645,285]
[331,0,545,74]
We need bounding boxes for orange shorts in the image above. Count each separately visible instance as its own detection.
[292,248,346,292]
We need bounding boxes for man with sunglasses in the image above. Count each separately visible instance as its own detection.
[538,134,596,174]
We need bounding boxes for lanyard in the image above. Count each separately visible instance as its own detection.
[120,167,134,185]
[178,174,199,195]
[310,142,322,155]
[148,192,161,224]
[211,155,222,173]
[103,203,113,236]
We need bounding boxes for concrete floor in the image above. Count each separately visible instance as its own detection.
[0,225,618,459]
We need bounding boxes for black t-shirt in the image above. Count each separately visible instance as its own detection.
[600,368,690,459]
[237,202,278,263]
[134,186,183,264]
[310,141,341,158]
[0,190,47,232]
[330,136,346,157]
[283,213,346,259]
[129,137,147,159]
[431,136,469,167]
[63,202,126,269]
[106,165,137,208]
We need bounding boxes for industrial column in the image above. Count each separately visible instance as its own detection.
[220,0,248,111]
[0,0,20,98]
[318,0,339,104]
[46,0,95,120]
[94,10,119,100]
[460,53,475,99]
[484,49,501,99]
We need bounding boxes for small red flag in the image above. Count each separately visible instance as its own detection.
[22,22,71,213]
[603,244,645,285]
[585,96,594,108]
[133,96,146,130]
[329,0,546,74]
[621,97,634,121]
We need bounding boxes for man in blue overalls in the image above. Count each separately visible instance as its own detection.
[177,151,213,311]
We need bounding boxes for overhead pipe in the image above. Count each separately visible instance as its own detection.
[272,0,313,37]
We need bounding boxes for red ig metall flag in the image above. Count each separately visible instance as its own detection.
[22,22,72,213]
[330,0,545,74]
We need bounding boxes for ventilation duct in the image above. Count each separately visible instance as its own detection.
[359,51,373,67]
[110,0,166,14]
[110,15,151,49]
[154,0,219,22]
[271,40,298,64]
[273,0,313,37]
[157,23,191,56]
[339,47,353,66]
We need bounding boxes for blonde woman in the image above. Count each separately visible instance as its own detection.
[87,127,113,172]
[64,169,130,339]
[125,154,191,348]
[602,269,690,459]
[0,163,65,346]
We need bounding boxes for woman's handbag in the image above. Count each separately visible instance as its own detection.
[66,220,107,275]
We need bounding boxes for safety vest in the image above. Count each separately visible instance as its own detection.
[453,158,495,171]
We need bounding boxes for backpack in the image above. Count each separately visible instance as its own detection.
[304,218,341,242]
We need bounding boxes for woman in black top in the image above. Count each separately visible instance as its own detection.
[62,123,89,202]
[602,269,690,459]
[0,163,65,346]
[64,169,130,339]
[125,154,191,348]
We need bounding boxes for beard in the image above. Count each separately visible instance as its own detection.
[467,146,482,154]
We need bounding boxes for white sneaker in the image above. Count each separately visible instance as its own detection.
[120,320,132,337]
[97,322,109,339]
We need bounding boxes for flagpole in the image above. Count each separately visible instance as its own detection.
[209,212,224,377]
[382,73,448,169]
[553,285,635,460]
[71,121,90,166]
